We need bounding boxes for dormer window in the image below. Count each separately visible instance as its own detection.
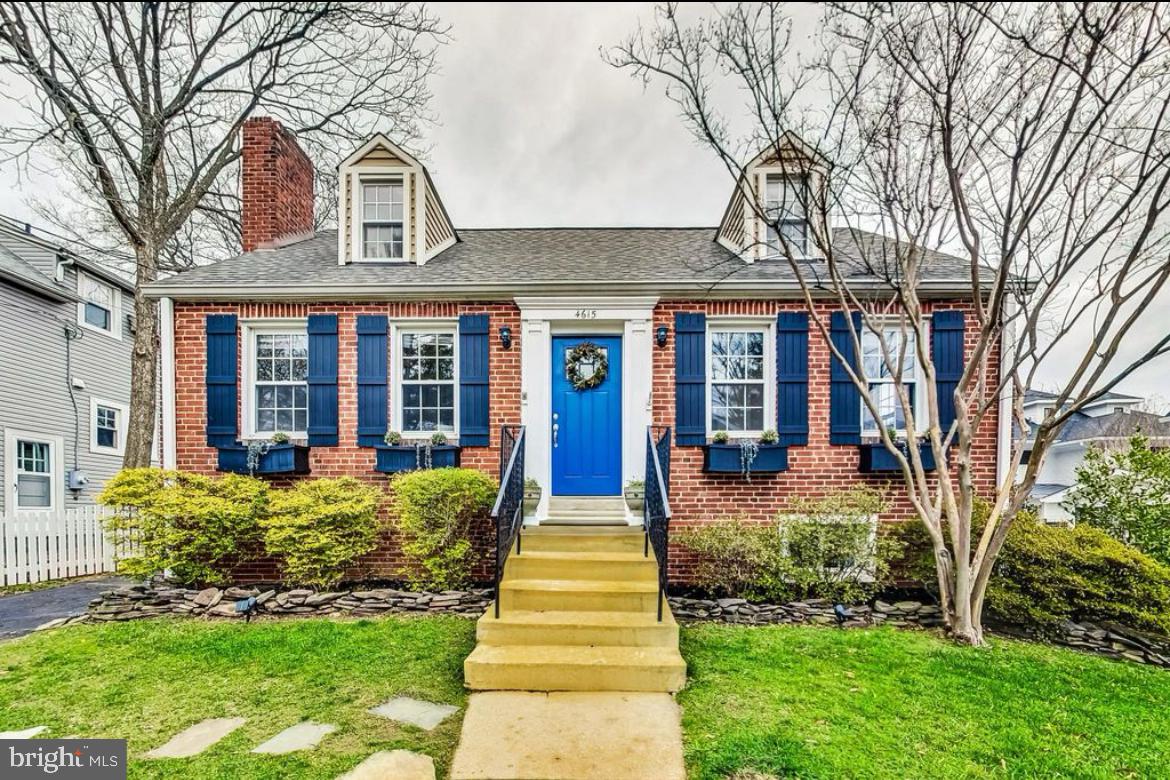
[361,179,405,260]
[764,174,808,257]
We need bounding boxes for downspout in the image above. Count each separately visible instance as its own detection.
[63,321,84,499]
[996,296,1017,487]
[160,297,177,469]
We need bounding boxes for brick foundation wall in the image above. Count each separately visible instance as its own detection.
[173,300,521,582]
[652,299,999,582]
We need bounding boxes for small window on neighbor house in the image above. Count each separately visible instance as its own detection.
[15,439,53,509]
[709,329,767,433]
[96,405,119,450]
[79,272,117,334]
[399,330,456,434]
[764,174,809,256]
[362,180,404,259]
[860,326,920,436]
[253,332,309,435]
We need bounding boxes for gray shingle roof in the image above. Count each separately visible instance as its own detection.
[1057,410,1170,443]
[145,227,976,299]
[0,243,75,301]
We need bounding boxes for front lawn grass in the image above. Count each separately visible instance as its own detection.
[680,624,1170,779]
[0,616,475,779]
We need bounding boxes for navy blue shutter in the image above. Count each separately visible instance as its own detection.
[205,314,238,447]
[932,310,966,439]
[776,312,809,446]
[307,314,339,446]
[356,315,388,447]
[459,314,490,447]
[675,312,707,446]
[829,311,863,445]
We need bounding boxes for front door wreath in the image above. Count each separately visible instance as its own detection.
[564,342,608,390]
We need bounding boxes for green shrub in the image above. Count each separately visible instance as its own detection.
[988,520,1170,635]
[98,468,267,586]
[390,467,497,590]
[261,477,383,588]
[893,506,1170,636]
[678,520,787,601]
[679,487,898,603]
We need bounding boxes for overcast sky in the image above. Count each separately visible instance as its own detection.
[0,2,1166,405]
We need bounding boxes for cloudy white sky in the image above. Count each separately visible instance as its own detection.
[1,2,1166,404]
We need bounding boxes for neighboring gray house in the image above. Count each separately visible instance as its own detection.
[0,215,135,514]
[1020,389,1170,523]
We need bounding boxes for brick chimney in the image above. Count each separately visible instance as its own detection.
[240,117,314,252]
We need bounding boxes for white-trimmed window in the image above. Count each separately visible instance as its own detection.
[707,322,774,435]
[764,174,808,257]
[90,398,128,455]
[361,179,405,260]
[78,271,121,338]
[243,323,309,438]
[4,431,63,511]
[860,324,924,436]
[395,327,457,436]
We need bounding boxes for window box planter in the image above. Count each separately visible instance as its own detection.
[703,443,789,474]
[858,441,936,473]
[217,443,310,475]
[374,444,461,474]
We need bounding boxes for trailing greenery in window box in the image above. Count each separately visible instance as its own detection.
[703,442,788,475]
[374,443,461,474]
[217,442,310,475]
[858,440,935,473]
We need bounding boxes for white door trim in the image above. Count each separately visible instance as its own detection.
[4,429,66,513]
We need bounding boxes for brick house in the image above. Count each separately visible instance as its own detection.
[144,117,1007,585]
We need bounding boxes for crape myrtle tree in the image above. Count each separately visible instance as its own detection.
[608,2,1170,644]
[0,2,446,467]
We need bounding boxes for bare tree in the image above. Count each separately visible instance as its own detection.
[0,1,445,467]
[608,2,1170,645]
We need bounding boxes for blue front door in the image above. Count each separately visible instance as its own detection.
[552,336,622,495]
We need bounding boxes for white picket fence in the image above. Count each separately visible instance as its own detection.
[1,505,126,586]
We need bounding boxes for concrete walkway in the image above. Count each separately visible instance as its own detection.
[450,691,685,780]
[0,576,132,640]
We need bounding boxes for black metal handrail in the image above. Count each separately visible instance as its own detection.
[644,425,672,621]
[491,425,526,618]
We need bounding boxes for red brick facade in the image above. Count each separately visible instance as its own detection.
[171,297,998,585]
[240,118,315,252]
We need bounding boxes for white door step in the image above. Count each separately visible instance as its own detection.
[477,608,678,647]
[546,497,627,512]
[464,644,686,692]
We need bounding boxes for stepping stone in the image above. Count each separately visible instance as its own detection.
[337,750,436,780]
[252,721,336,754]
[369,697,458,731]
[0,726,47,739]
[145,717,246,758]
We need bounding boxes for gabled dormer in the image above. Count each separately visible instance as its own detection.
[337,135,458,266]
[717,131,830,263]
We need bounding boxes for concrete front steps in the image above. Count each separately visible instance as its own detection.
[465,526,686,693]
[543,496,629,526]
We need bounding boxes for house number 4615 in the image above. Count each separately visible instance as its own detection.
[575,309,598,319]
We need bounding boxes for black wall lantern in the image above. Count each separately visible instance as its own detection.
[499,326,512,349]
[656,325,670,347]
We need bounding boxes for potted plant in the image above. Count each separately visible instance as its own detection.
[523,478,542,515]
[703,430,788,475]
[271,431,291,445]
[374,431,461,474]
[624,479,645,512]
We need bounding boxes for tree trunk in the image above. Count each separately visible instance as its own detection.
[122,247,160,468]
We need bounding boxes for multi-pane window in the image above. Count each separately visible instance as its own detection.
[79,272,117,333]
[254,332,309,434]
[709,329,767,433]
[96,405,119,449]
[399,331,456,434]
[15,439,52,509]
[861,326,919,435]
[764,174,808,256]
[362,181,405,259]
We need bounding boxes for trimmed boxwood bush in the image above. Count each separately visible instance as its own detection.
[390,467,497,590]
[98,468,267,586]
[261,477,383,588]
